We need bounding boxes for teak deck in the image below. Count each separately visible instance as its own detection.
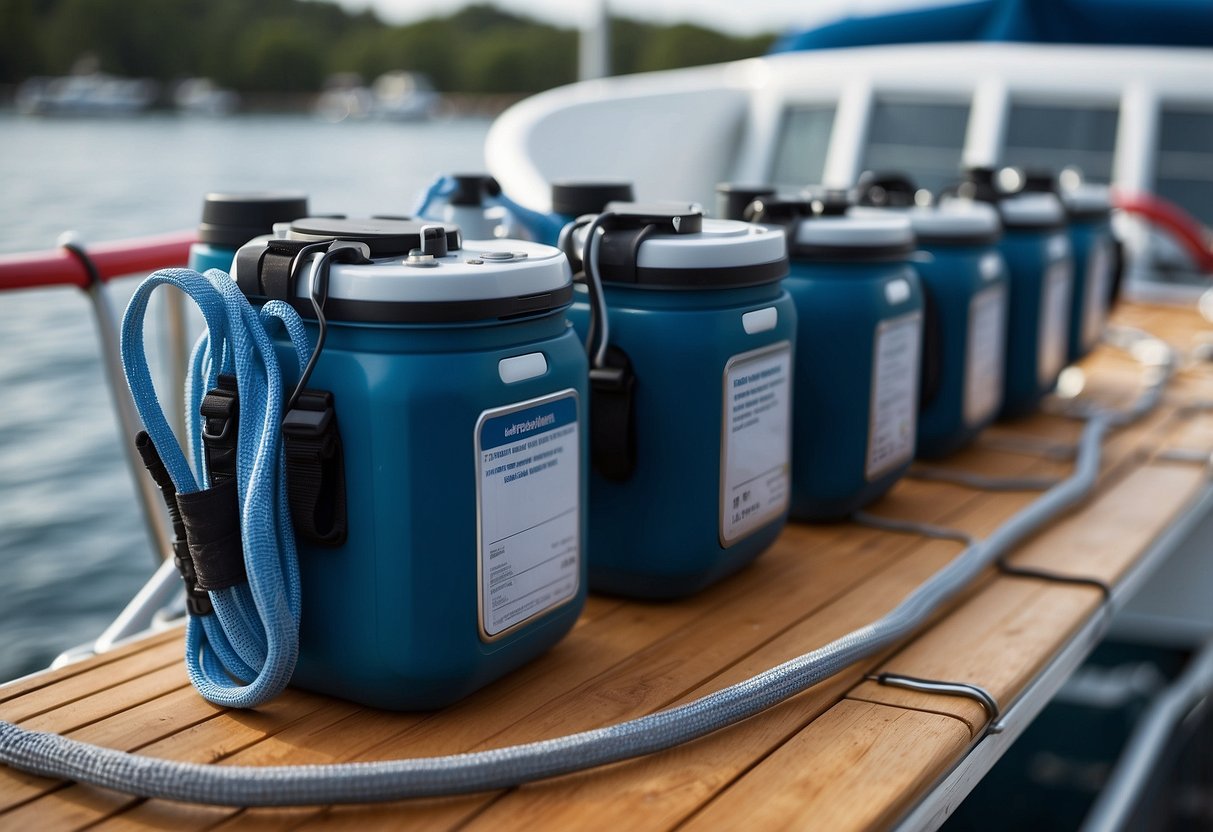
[4,301,1213,831]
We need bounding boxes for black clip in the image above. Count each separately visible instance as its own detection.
[283,389,348,547]
[200,374,239,485]
[590,347,637,482]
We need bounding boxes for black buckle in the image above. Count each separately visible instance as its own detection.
[283,392,334,440]
[590,348,637,482]
[200,374,239,484]
[282,389,347,547]
[174,541,214,616]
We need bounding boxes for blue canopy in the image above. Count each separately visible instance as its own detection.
[770,0,1213,53]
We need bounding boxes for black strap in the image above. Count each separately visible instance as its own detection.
[590,347,637,482]
[283,389,348,547]
[134,431,212,615]
[918,280,943,412]
[179,373,251,591]
[200,374,239,485]
[176,479,247,591]
[1108,237,1126,311]
[234,238,312,300]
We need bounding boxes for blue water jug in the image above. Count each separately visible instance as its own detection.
[855,175,1010,458]
[956,169,1074,418]
[231,217,588,710]
[565,203,794,599]
[750,195,923,521]
[188,192,309,272]
[1060,185,1116,362]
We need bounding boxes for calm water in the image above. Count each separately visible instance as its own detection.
[0,112,491,681]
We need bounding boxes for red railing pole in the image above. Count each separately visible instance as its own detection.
[0,230,196,292]
[1111,190,1213,275]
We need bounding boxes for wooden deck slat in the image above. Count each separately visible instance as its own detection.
[678,701,972,832]
[848,580,1103,734]
[0,628,182,707]
[2,302,1211,831]
[1001,460,1207,584]
[0,632,182,723]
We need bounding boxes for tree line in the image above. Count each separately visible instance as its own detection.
[0,0,775,94]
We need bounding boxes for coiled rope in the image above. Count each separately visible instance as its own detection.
[122,267,311,708]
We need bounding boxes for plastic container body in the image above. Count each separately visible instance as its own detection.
[916,243,1010,458]
[785,259,924,520]
[271,309,589,710]
[1066,215,1116,362]
[188,242,238,273]
[998,228,1074,418]
[568,283,796,598]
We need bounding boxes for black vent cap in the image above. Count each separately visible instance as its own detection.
[198,192,310,248]
[449,174,501,207]
[857,171,919,207]
[1022,169,1059,194]
[716,183,776,220]
[551,181,635,217]
[745,196,814,225]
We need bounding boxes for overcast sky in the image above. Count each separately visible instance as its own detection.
[330,0,941,36]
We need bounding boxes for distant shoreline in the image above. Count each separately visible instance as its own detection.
[0,84,523,119]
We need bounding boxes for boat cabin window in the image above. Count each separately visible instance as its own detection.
[1155,106,1213,226]
[770,104,836,190]
[1002,102,1118,183]
[861,97,970,193]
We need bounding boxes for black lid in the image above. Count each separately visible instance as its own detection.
[1021,169,1059,194]
[198,192,309,248]
[815,189,852,216]
[745,196,815,225]
[716,183,776,220]
[954,166,1003,203]
[856,171,919,208]
[287,216,462,257]
[448,174,501,207]
[551,181,635,217]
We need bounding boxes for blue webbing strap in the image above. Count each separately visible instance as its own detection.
[120,267,311,708]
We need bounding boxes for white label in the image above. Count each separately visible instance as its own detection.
[964,284,1008,427]
[1081,238,1114,350]
[1038,255,1073,387]
[721,342,792,546]
[867,313,922,480]
[476,391,579,640]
